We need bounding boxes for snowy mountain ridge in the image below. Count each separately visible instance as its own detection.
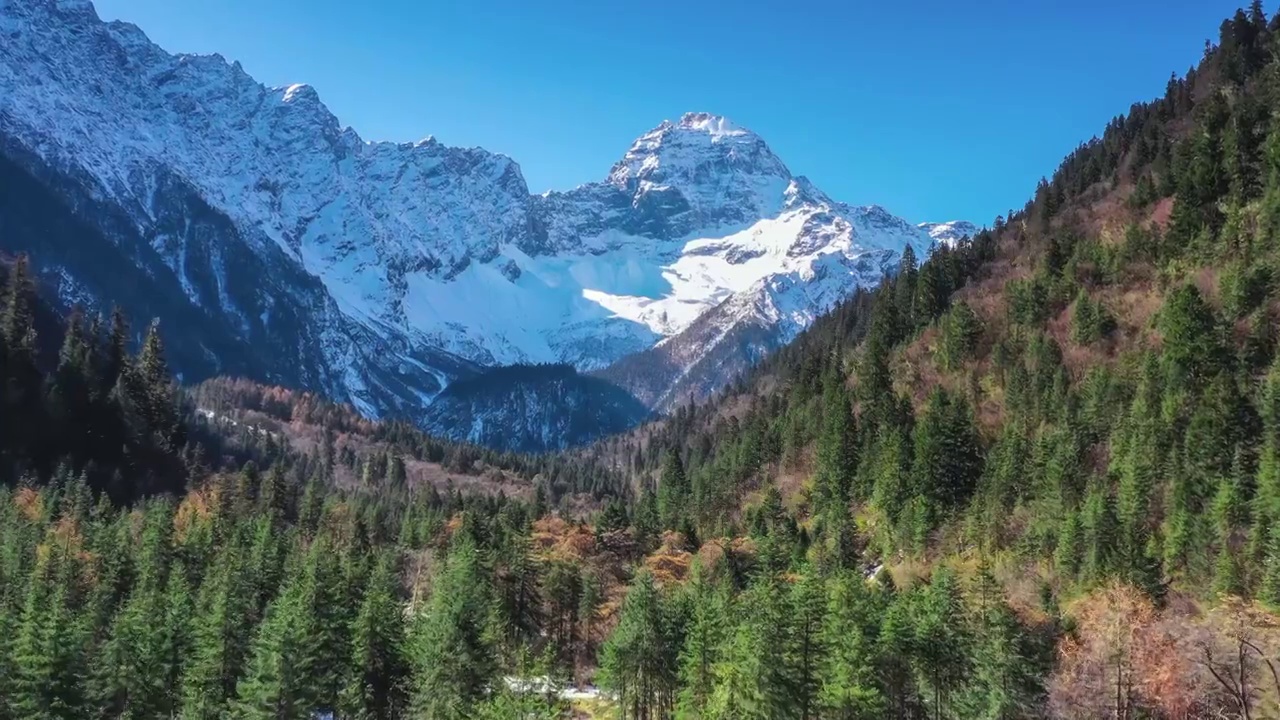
[0,0,975,439]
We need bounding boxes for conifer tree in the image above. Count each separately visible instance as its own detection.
[181,554,253,720]
[1112,361,1163,579]
[856,338,894,427]
[956,568,1045,718]
[818,572,885,719]
[496,532,542,651]
[91,507,173,718]
[938,301,980,371]
[911,389,983,527]
[46,312,95,466]
[600,569,678,720]
[895,244,919,330]
[790,572,826,720]
[813,374,857,516]
[158,562,193,716]
[634,486,661,553]
[912,568,970,720]
[1080,477,1116,584]
[8,553,89,720]
[1054,509,1083,581]
[676,563,729,719]
[705,574,797,720]
[233,588,313,718]
[658,450,689,531]
[1,255,42,474]
[1260,523,1280,606]
[101,307,129,397]
[1158,284,1222,386]
[409,534,498,719]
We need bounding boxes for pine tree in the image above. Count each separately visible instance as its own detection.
[46,312,96,467]
[181,554,253,720]
[1158,284,1222,386]
[938,301,981,371]
[1071,290,1114,345]
[600,569,678,720]
[915,261,946,326]
[634,486,660,553]
[1,255,43,474]
[7,551,89,720]
[911,389,983,527]
[578,572,602,665]
[233,570,321,719]
[878,592,920,718]
[676,563,729,719]
[790,572,826,720]
[1261,523,1280,606]
[91,506,173,718]
[956,568,1045,718]
[658,450,690,531]
[818,572,885,719]
[496,532,542,651]
[1080,477,1116,583]
[1212,458,1249,597]
[409,534,499,719]
[813,374,857,516]
[856,336,896,430]
[895,244,920,330]
[1112,363,1163,580]
[157,562,193,717]
[912,568,970,720]
[705,575,797,720]
[542,560,582,657]
[1261,110,1280,242]
[101,307,129,395]
[1055,509,1083,581]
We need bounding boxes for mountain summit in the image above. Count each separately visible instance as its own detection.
[605,112,792,227]
[0,0,972,445]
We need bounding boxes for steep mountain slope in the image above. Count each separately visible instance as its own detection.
[422,365,653,453]
[596,204,933,409]
[0,0,967,442]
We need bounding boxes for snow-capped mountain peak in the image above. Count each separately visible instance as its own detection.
[919,220,980,247]
[604,113,792,228]
[677,111,746,136]
[0,0,975,440]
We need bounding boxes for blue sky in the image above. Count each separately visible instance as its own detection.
[94,0,1243,225]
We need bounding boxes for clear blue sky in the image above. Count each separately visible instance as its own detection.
[93,0,1243,225]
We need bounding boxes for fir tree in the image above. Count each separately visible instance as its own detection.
[409,534,498,719]
[818,572,885,720]
[7,553,89,720]
[812,374,857,516]
[676,563,729,719]
[600,570,678,720]
[658,450,689,531]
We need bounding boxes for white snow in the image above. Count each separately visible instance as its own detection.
[281,83,312,102]
[918,220,981,248]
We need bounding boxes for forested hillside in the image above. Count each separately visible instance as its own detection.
[421,364,653,453]
[6,4,1280,720]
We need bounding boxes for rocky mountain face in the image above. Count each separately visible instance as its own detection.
[0,0,972,447]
